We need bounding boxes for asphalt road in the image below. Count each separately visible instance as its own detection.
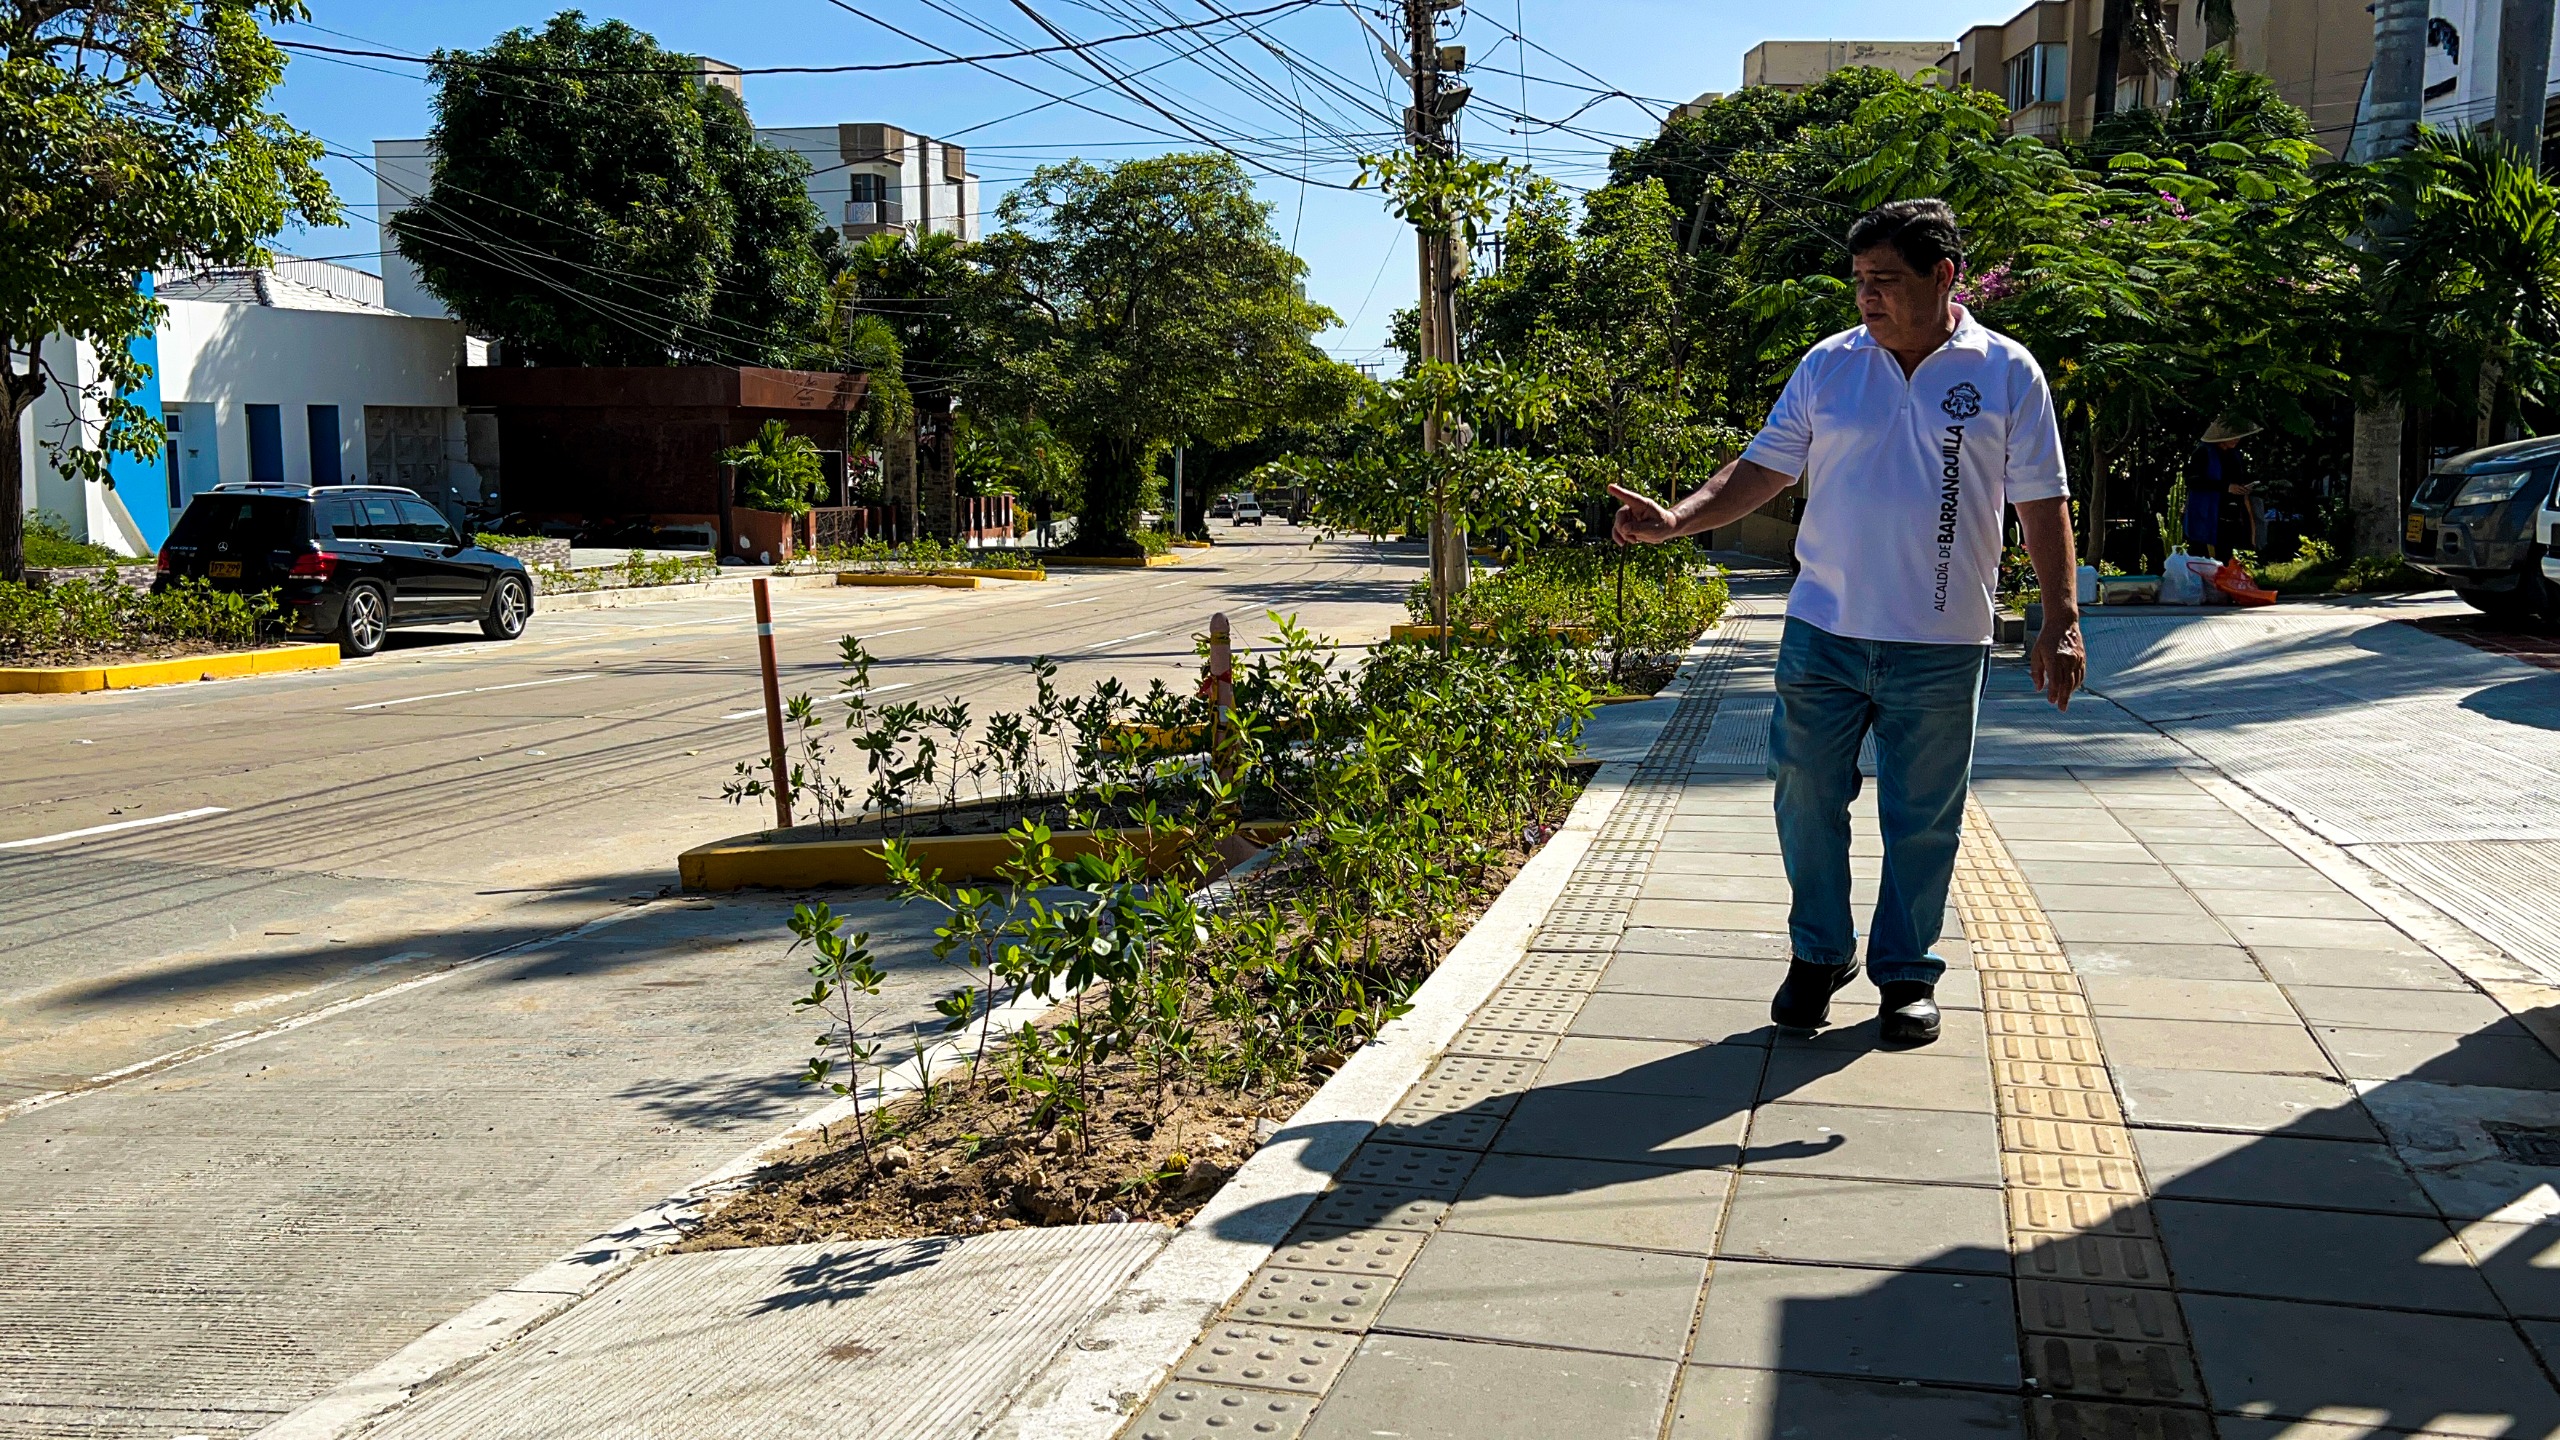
[0,526,1420,1439]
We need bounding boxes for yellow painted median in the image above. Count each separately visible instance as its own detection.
[680,819,1290,891]
[1043,553,1181,569]
[0,642,340,696]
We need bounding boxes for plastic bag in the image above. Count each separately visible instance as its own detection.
[2160,548,2203,604]
[2213,558,2278,607]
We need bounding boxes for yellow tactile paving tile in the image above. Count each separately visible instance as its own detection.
[1996,1059,2111,1092]
[2007,1189,2153,1238]
[1990,1033,2105,1065]
[1979,968,2084,992]
[2014,1232,2174,1288]
[1986,987,2093,1017]
[2023,1337,2208,1406]
[1987,1010,2097,1040]
[1998,1084,2124,1125]
[2030,1397,2215,1440]
[2016,1278,2190,1345]
[2000,1118,2137,1160]
[2004,1146,2145,1198]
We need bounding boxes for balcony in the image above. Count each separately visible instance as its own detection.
[844,198,904,236]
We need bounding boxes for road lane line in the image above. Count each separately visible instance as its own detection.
[1042,596,1098,608]
[861,626,926,639]
[344,675,594,711]
[1082,629,1165,652]
[717,679,919,721]
[0,806,230,850]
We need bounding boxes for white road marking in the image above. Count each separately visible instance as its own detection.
[344,674,594,711]
[719,680,916,721]
[718,709,767,721]
[0,806,230,850]
[861,626,926,639]
[1042,596,1097,608]
[1149,580,1187,588]
[1082,629,1164,652]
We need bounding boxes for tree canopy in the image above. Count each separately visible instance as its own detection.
[981,153,1354,550]
[392,10,827,367]
[1,0,336,581]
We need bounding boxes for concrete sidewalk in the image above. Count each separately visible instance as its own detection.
[1119,597,2560,1440]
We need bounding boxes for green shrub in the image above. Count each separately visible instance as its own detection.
[533,550,720,593]
[796,537,1008,574]
[721,419,827,516]
[475,532,547,549]
[0,577,277,664]
[1418,545,1729,672]
[24,513,139,569]
[1134,529,1171,557]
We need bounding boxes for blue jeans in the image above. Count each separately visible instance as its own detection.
[1768,617,1986,987]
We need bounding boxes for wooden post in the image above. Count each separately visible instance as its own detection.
[753,577,793,830]
[1207,612,1235,788]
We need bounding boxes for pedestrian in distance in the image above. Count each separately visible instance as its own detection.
[1610,198,2086,1046]
[2187,418,2261,560]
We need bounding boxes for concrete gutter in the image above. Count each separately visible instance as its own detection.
[529,570,838,614]
[983,635,1717,1440]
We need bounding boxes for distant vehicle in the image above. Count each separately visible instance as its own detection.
[156,483,534,657]
[1233,494,1264,525]
[1208,494,1234,519]
[2407,436,2560,617]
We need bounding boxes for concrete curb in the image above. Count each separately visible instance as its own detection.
[1045,553,1182,568]
[529,570,837,613]
[837,572,983,589]
[0,641,338,694]
[982,632,1722,1440]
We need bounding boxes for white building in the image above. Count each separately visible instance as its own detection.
[373,113,980,322]
[21,259,483,555]
[2420,0,2560,141]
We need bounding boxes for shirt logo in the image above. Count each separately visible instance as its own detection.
[1941,382,1982,421]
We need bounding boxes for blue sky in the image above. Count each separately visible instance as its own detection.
[271,0,1995,361]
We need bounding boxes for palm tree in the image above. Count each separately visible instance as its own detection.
[2373,128,2560,446]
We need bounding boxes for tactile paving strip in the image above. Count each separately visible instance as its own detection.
[1125,1380,1316,1440]
[1954,805,2212,1432]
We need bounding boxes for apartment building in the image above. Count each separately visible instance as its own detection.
[1940,0,2374,151]
[1671,38,1951,121]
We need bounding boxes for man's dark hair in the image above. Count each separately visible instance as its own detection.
[1846,199,1965,278]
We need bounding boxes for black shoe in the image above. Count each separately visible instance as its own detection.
[1879,981,1942,1046]
[1770,959,1861,1031]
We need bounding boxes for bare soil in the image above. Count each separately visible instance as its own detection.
[3,637,280,668]
[678,774,1587,1249]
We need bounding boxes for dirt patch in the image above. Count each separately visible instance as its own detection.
[677,776,1586,1249]
[1604,656,1680,697]
[1,638,284,668]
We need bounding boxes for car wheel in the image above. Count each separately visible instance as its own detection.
[481,575,530,640]
[338,582,388,657]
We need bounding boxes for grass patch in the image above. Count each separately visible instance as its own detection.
[24,514,140,569]
[2249,540,2432,596]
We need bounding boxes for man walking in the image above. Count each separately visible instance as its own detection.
[1611,198,2086,1046]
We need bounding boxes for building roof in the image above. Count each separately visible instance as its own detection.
[159,263,400,315]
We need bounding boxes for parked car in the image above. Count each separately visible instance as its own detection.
[2406,436,2560,617]
[156,482,534,657]
[1208,494,1234,519]
[1233,493,1264,525]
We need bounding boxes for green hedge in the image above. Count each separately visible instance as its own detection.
[1,578,278,665]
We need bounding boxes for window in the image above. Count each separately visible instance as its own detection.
[395,496,456,545]
[850,173,888,203]
[165,407,185,509]
[2003,42,2066,110]
[167,495,310,551]
[354,495,404,538]
[307,405,342,486]
[245,403,284,484]
[316,496,363,539]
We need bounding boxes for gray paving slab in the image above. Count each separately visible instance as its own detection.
[2091,787,2222,810]
[2225,915,2436,955]
[1626,898,1801,933]
[2015,860,2185,888]
[1759,1047,1995,1114]
[1375,1231,1708,1358]
[1442,1152,1730,1254]
[1774,1012,1990,1058]
[1614,926,1795,960]
[1494,1087,1752,1170]
[1568,991,1777,1046]
[2192,889,2384,922]
[1689,1259,2020,1388]
[2093,1018,2338,1077]
[2358,1081,2560,1222]
[1743,1102,2002,1187]
[1302,1334,1676,1440]
[1635,873,1797,904]
[2047,910,2238,946]
[2115,1066,2376,1138]
[2457,1222,2560,1319]
[1718,1174,2008,1273]
[1598,952,1791,1000]
[362,1225,1165,1440]
[2064,942,2267,982]
[2003,840,2156,864]
[2022,884,2213,918]
[2135,1129,2434,1215]
[2081,976,2298,1024]
[1661,829,1788,854]
[2152,1199,2497,1314]
[2181,1293,2560,1434]
[2284,985,2514,1034]
[2166,865,2335,894]
[2317,1027,2560,1089]
[1669,1365,2026,1438]
[1532,1037,1765,1100]
[1992,816,2136,841]
[2149,843,2306,868]
[2252,947,2476,991]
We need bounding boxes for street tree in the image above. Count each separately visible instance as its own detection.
[839,230,992,537]
[983,154,1347,552]
[391,11,827,367]
[0,0,335,582]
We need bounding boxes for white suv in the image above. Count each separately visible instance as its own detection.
[1233,494,1264,525]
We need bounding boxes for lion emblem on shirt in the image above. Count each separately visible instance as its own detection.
[1941,382,1982,421]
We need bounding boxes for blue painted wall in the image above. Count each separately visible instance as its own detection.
[107,272,172,550]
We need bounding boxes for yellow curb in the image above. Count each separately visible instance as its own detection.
[1104,721,1210,754]
[837,573,979,589]
[0,642,339,695]
[1593,693,1656,706]
[1169,539,1213,550]
[1042,553,1182,568]
[678,820,1290,891]
[935,566,1047,582]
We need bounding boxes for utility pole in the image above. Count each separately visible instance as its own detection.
[2347,0,2428,558]
[2496,0,2556,165]
[1407,0,1470,618]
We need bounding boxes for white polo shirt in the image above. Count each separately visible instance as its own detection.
[1740,305,2068,647]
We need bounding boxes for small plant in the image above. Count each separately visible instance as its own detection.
[788,901,892,1161]
[723,419,828,516]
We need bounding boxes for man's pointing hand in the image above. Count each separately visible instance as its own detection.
[1609,484,1678,545]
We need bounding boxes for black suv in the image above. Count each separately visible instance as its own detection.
[156,483,534,656]
[2404,436,2560,617]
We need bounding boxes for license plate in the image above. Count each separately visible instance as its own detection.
[209,560,242,578]
[2405,515,2425,544]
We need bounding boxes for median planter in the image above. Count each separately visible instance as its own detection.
[837,573,982,590]
[0,642,339,694]
[1043,553,1180,569]
[679,819,1290,891]
[1390,621,1600,646]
